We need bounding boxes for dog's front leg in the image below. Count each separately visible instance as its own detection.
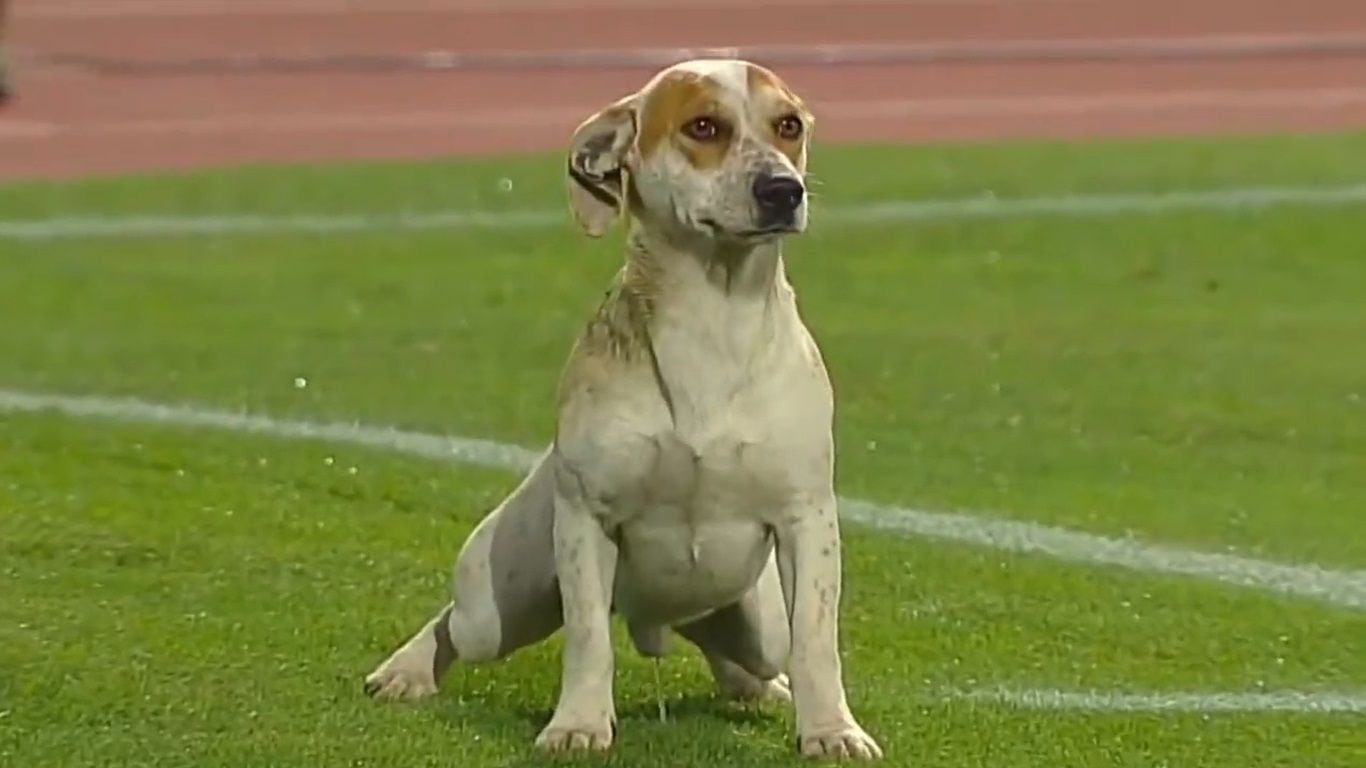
[535,481,619,753]
[776,494,882,760]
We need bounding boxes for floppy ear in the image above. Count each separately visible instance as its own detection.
[566,94,639,237]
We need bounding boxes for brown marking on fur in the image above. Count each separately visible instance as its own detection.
[620,233,665,312]
[556,244,659,409]
[623,173,647,219]
[745,62,808,115]
[637,71,731,170]
[745,63,812,168]
[566,98,638,235]
[585,269,653,361]
[431,604,457,680]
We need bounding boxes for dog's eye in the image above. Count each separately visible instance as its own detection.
[682,117,721,141]
[775,115,804,140]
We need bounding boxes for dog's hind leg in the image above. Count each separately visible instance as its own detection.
[675,550,792,703]
[363,603,456,701]
[365,449,564,701]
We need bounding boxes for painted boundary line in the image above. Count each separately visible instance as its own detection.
[959,688,1366,714]
[4,387,1363,715]
[23,0,1032,20]
[4,183,1366,242]
[3,388,1364,611]
[4,86,1364,141]
[32,33,1366,76]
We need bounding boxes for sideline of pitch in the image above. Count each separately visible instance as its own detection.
[954,687,1366,714]
[3,182,1366,241]
[2,386,1363,612]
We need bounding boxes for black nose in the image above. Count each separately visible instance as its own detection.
[752,174,805,216]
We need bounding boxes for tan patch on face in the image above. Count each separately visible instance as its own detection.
[745,63,811,168]
[637,71,733,171]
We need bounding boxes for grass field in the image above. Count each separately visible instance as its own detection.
[2,131,1365,767]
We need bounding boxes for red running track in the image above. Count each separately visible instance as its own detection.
[1,0,1364,179]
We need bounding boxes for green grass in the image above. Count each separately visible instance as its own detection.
[2,131,1365,766]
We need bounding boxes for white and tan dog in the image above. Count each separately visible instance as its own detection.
[364,58,881,761]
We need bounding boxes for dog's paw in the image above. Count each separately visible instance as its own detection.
[721,672,791,704]
[534,719,615,753]
[760,673,793,703]
[798,721,882,760]
[363,663,438,702]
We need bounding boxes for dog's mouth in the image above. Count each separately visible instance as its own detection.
[699,219,800,240]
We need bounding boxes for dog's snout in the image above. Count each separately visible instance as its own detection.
[752,174,805,216]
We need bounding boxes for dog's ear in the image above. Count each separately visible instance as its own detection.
[566,94,639,237]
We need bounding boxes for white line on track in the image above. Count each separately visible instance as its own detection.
[837,87,1366,118]
[960,688,1366,713]
[20,34,1366,74]
[3,387,1363,611]
[14,0,1154,20]
[3,183,1365,241]
[4,87,1362,140]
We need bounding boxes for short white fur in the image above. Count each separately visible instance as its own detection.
[365,59,881,760]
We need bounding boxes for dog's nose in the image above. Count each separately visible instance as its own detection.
[752,174,805,216]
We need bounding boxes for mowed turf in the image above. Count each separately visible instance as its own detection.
[2,132,1364,767]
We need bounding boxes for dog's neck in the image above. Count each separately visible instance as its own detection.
[623,222,788,305]
[620,221,798,430]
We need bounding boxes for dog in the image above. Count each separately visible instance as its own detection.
[364,58,882,761]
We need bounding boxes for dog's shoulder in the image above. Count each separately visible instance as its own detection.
[553,267,671,482]
[583,266,654,364]
[557,266,658,404]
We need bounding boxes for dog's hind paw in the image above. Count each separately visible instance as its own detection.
[721,671,791,703]
[363,664,438,702]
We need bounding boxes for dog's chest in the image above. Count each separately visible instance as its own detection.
[612,295,831,525]
[611,426,785,620]
[560,283,832,618]
[635,422,787,520]
[609,366,827,614]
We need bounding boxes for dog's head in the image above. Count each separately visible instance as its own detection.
[566,58,814,244]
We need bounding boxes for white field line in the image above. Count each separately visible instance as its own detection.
[837,87,1366,118]
[3,388,1364,611]
[4,183,1366,242]
[4,87,1364,141]
[960,688,1366,713]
